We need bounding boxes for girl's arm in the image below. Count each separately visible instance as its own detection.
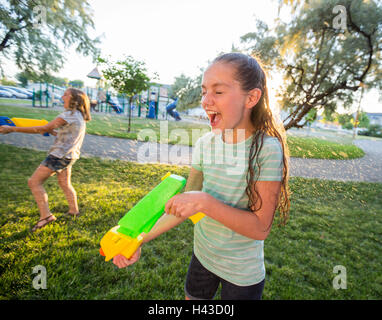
[141,167,203,243]
[113,167,203,268]
[167,180,281,241]
[0,118,66,135]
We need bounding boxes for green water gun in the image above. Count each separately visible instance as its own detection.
[99,172,205,262]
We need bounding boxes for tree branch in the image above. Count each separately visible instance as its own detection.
[0,15,29,52]
[346,4,375,83]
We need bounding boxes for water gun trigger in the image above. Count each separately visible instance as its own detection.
[189,212,205,224]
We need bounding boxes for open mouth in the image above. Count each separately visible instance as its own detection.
[206,110,221,127]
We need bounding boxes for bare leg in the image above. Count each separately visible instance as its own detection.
[57,166,79,214]
[28,165,56,222]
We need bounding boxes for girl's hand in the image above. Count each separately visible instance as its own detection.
[112,247,141,269]
[165,191,210,219]
[0,125,13,134]
[46,128,58,136]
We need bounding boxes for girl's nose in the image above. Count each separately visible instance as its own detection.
[201,92,213,108]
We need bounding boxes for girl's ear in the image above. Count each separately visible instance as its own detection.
[245,88,262,110]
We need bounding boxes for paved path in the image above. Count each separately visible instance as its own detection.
[1,133,381,183]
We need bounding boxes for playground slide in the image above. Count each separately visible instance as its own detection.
[166,100,181,121]
[108,97,123,114]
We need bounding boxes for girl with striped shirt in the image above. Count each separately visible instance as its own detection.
[113,53,290,300]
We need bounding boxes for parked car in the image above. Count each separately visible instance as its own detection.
[0,86,28,99]
[0,89,13,98]
[3,86,33,99]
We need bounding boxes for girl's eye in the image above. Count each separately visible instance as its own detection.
[216,92,223,95]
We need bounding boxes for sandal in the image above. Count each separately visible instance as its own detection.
[66,211,81,217]
[31,215,56,232]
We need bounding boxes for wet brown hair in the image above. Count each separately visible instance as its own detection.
[213,52,290,227]
[67,88,91,122]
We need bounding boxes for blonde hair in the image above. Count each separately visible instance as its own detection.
[67,88,91,122]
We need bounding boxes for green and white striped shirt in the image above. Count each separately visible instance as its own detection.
[191,131,283,286]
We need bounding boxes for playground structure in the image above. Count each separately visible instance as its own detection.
[27,82,176,120]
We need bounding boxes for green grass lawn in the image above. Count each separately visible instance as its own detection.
[286,136,365,159]
[0,104,365,159]
[0,98,32,106]
[0,144,381,299]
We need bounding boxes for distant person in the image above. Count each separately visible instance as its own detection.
[0,88,91,232]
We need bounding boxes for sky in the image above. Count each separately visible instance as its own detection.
[2,0,381,113]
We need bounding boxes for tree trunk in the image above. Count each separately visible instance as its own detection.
[128,97,132,132]
[352,87,365,140]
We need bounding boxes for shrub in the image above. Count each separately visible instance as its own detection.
[358,124,382,138]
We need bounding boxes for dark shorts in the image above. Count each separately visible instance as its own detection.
[41,155,76,172]
[185,253,265,300]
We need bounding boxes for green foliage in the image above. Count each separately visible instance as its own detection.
[0,144,381,299]
[41,75,68,87]
[0,0,100,77]
[16,70,78,88]
[0,77,17,86]
[242,0,382,130]
[98,55,154,132]
[98,56,152,98]
[16,71,37,87]
[305,109,318,125]
[358,124,382,138]
[170,73,202,111]
[336,111,370,129]
[68,79,84,88]
[357,111,370,128]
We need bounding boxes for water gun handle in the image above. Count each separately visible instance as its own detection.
[160,173,206,224]
[189,212,205,224]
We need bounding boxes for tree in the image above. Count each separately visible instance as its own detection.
[0,0,100,77]
[69,80,84,88]
[16,70,37,87]
[169,73,202,111]
[337,112,354,129]
[241,0,382,130]
[42,75,68,87]
[98,56,153,132]
[336,111,369,129]
[0,77,17,86]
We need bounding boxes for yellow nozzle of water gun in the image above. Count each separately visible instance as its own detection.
[99,226,143,262]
